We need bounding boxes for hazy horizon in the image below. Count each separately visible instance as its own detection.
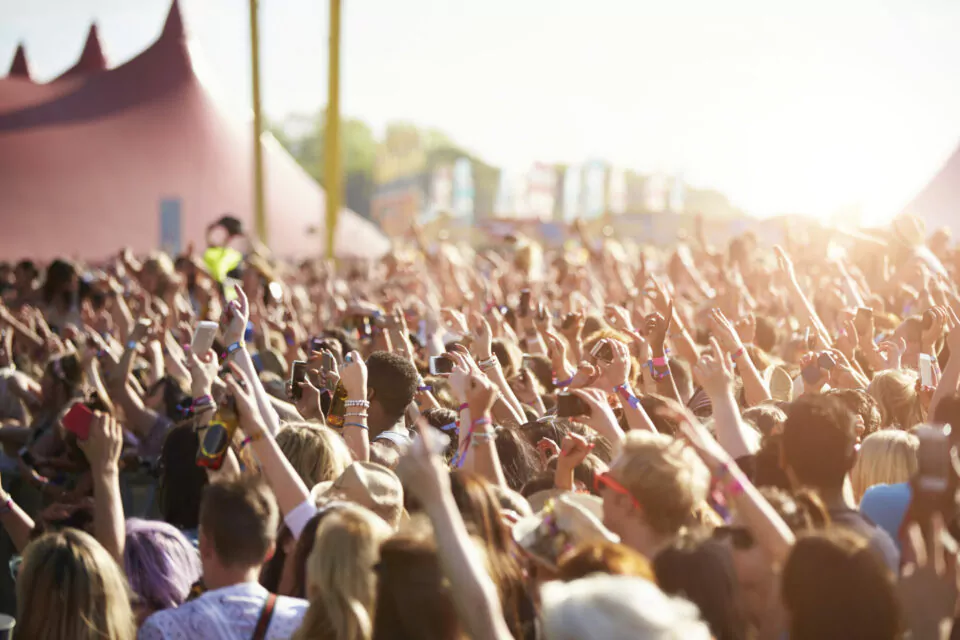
[3,0,960,224]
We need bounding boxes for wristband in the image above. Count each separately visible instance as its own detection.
[731,347,745,361]
[471,431,497,445]
[477,356,499,371]
[0,497,12,516]
[343,422,369,430]
[651,356,668,367]
[472,417,493,429]
[126,340,137,350]
[239,432,265,450]
[458,403,470,412]
[614,384,642,410]
[440,422,459,433]
[226,341,244,355]
[553,376,574,388]
[344,412,368,419]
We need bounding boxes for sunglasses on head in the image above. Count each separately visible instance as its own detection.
[712,525,755,550]
[594,471,641,510]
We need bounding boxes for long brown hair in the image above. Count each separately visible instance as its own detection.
[17,529,136,640]
[372,531,464,640]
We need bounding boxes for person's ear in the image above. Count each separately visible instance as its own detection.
[367,387,375,403]
[263,540,276,564]
[198,527,214,562]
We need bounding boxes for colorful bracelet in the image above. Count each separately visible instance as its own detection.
[731,347,745,361]
[343,422,369,430]
[239,432,265,449]
[458,403,470,412]
[553,375,574,388]
[651,356,668,367]
[440,422,459,433]
[472,417,493,429]
[226,341,244,355]
[614,384,642,410]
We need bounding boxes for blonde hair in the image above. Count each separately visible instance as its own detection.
[294,504,392,640]
[612,431,710,535]
[851,430,918,502]
[276,423,353,488]
[541,574,710,640]
[867,370,923,429]
[17,529,136,640]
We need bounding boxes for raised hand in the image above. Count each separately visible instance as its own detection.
[644,305,673,357]
[79,412,123,474]
[708,308,744,355]
[596,339,631,389]
[339,350,368,401]
[471,312,494,360]
[694,338,735,398]
[605,304,634,333]
[221,286,250,346]
[735,312,757,345]
[189,349,219,398]
[225,362,267,437]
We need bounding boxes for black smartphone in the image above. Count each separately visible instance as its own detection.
[854,307,873,336]
[321,351,337,392]
[518,290,531,318]
[817,352,836,371]
[290,360,308,400]
[556,392,590,418]
[309,337,325,354]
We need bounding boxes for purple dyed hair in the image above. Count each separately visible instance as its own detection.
[124,518,202,612]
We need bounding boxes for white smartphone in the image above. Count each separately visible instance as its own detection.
[919,354,934,387]
[191,321,219,357]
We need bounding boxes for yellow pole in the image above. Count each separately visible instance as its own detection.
[324,0,342,258]
[249,0,268,245]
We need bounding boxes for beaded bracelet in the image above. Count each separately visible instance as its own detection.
[477,357,498,370]
[344,412,368,419]
[345,400,370,408]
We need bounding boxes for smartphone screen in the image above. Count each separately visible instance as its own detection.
[854,307,873,336]
[429,355,454,376]
[62,403,94,440]
[556,392,590,418]
[919,354,934,387]
[591,340,614,363]
[290,360,308,400]
[191,321,219,357]
[518,290,531,318]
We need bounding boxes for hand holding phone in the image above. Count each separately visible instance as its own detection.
[429,355,454,376]
[556,391,590,418]
[290,360,308,400]
[919,354,935,387]
[191,321,219,357]
[62,403,95,440]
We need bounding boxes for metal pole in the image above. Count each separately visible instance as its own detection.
[249,0,268,245]
[324,0,342,258]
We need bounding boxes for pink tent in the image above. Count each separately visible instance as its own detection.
[902,142,960,235]
[0,1,388,261]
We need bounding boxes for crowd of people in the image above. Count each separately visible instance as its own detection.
[0,213,959,639]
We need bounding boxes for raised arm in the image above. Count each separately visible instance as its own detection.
[695,339,758,460]
[709,309,770,408]
[80,412,126,564]
[397,424,514,640]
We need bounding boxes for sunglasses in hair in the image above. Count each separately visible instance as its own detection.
[594,471,642,511]
[712,525,755,550]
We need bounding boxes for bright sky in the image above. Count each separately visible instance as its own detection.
[3,0,960,223]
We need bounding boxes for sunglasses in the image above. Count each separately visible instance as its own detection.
[712,525,755,550]
[594,471,641,510]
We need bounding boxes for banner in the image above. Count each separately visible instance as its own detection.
[582,160,606,219]
[372,177,423,237]
[452,158,474,220]
[159,198,182,255]
[607,167,627,215]
[525,162,558,220]
[669,173,685,213]
[562,165,582,221]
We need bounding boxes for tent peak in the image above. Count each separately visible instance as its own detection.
[161,0,185,41]
[57,24,107,79]
[8,43,31,80]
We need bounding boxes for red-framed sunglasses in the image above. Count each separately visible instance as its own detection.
[594,471,642,510]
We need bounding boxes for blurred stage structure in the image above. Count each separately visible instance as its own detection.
[0,0,386,261]
[902,144,960,236]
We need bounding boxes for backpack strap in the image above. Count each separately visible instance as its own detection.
[252,593,278,640]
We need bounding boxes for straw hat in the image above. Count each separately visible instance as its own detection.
[513,493,619,569]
